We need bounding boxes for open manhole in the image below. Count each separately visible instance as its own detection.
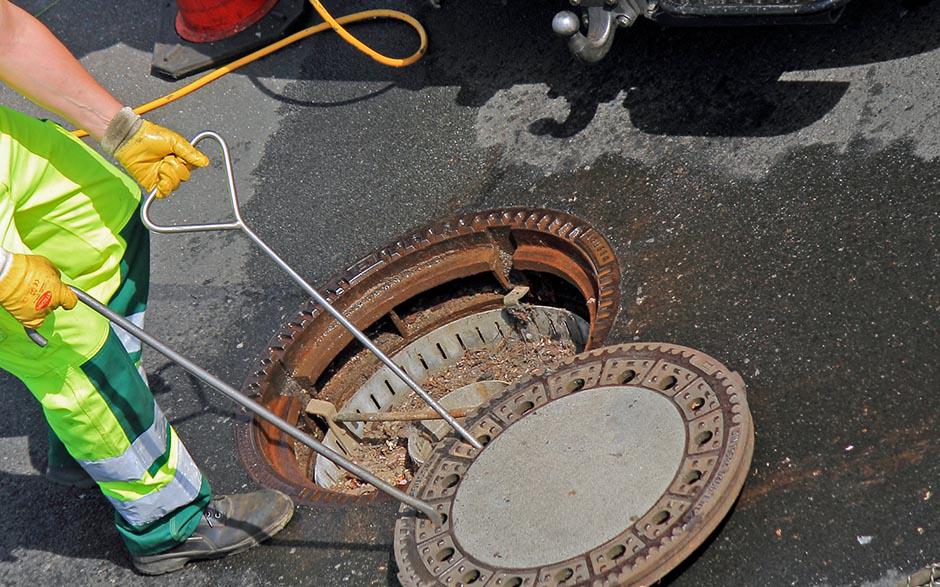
[235,208,622,504]
[394,343,755,587]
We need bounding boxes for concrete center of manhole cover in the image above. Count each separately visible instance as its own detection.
[451,385,686,569]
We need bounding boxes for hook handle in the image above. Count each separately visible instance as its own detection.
[141,131,245,234]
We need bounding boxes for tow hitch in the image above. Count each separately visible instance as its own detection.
[552,0,651,63]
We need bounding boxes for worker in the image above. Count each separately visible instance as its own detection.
[0,1,293,575]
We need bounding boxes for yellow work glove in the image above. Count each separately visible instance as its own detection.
[0,251,78,329]
[101,107,208,199]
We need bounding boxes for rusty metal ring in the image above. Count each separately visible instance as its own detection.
[235,208,622,505]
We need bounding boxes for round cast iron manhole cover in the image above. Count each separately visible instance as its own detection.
[394,343,754,587]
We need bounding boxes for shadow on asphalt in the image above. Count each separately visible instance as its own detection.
[37,0,940,140]
[0,372,126,566]
[0,362,236,568]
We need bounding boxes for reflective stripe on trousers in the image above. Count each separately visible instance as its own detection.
[78,403,167,483]
[111,311,145,357]
[111,311,148,385]
[105,431,204,527]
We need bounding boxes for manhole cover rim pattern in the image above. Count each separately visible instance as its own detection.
[234,208,622,505]
[394,342,755,587]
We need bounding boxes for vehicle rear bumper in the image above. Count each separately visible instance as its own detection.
[656,0,853,18]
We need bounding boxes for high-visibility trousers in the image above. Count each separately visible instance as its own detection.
[0,105,211,556]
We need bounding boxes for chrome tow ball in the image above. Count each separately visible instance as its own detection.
[552,0,650,63]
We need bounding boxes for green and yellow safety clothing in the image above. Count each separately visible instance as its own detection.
[0,105,210,556]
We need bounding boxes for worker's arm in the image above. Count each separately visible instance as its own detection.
[0,0,207,197]
[0,0,120,140]
[0,1,207,328]
[0,2,84,327]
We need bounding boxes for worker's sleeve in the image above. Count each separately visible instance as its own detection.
[0,104,140,373]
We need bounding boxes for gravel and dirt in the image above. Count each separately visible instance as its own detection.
[329,335,577,494]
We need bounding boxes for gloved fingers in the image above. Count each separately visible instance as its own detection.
[172,139,209,168]
[19,280,77,330]
[58,285,78,311]
[155,173,180,199]
[164,156,192,183]
[34,258,77,315]
[112,119,208,194]
[154,157,191,198]
[0,253,77,330]
[21,315,44,330]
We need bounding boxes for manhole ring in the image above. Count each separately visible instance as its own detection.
[394,342,755,587]
[235,208,622,505]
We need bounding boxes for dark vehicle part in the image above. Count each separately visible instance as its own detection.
[656,0,852,17]
[548,0,853,63]
[395,343,755,587]
[236,208,622,505]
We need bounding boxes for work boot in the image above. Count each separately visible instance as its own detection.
[45,461,96,489]
[132,488,294,575]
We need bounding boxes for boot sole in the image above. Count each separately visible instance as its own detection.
[132,501,295,576]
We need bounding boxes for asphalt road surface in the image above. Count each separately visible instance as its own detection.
[0,0,937,585]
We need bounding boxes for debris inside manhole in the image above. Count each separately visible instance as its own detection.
[317,329,578,495]
[406,380,510,467]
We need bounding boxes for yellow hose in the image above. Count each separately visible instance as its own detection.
[73,2,427,138]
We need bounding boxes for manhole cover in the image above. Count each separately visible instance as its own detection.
[394,343,754,587]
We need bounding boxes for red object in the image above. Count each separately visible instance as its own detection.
[34,291,52,312]
[175,0,280,43]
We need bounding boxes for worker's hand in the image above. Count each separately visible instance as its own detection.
[114,120,210,199]
[101,108,209,199]
[0,252,78,329]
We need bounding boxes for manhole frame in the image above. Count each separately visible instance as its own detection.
[235,208,622,505]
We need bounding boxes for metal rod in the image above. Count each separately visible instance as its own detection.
[69,287,441,524]
[141,131,481,450]
[25,328,47,347]
[240,225,483,450]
